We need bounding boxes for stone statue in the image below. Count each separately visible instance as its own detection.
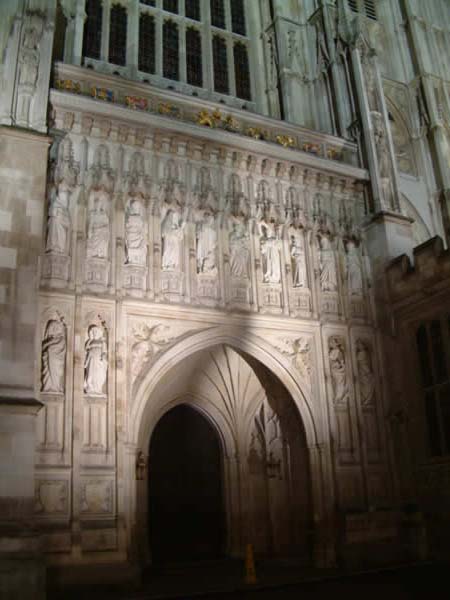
[19,15,43,88]
[84,324,108,396]
[161,206,184,271]
[45,187,71,255]
[372,111,390,179]
[259,218,281,284]
[345,240,363,295]
[16,13,44,125]
[125,198,146,265]
[86,193,110,259]
[41,318,66,394]
[229,219,250,279]
[319,236,337,292]
[356,340,375,406]
[196,210,217,274]
[329,337,349,405]
[290,228,307,288]
[136,451,147,481]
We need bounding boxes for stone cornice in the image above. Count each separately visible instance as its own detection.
[0,126,52,146]
[50,89,369,183]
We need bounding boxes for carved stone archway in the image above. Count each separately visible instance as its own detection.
[125,327,335,569]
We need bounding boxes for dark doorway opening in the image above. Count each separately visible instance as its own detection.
[148,404,225,563]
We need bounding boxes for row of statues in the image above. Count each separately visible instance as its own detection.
[40,316,375,408]
[45,187,364,294]
[328,336,375,407]
[40,318,108,397]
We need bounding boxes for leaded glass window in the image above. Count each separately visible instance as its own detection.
[164,0,179,14]
[230,0,246,35]
[163,20,179,80]
[82,0,102,60]
[211,0,226,29]
[416,317,450,457]
[109,4,127,66]
[234,42,251,100]
[139,13,155,74]
[348,0,377,20]
[186,27,202,87]
[185,0,200,21]
[213,35,228,93]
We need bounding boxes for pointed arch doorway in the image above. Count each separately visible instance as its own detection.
[138,343,317,566]
[148,404,226,563]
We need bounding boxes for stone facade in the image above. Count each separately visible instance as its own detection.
[0,0,449,593]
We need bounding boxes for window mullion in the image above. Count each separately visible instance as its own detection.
[204,0,213,92]
[101,0,111,62]
[227,36,236,97]
[180,20,187,83]
[128,0,139,75]
[156,10,163,76]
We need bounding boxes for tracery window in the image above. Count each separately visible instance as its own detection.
[347,0,377,20]
[186,27,203,87]
[230,0,246,35]
[213,36,229,94]
[234,41,250,100]
[139,13,155,74]
[416,317,450,457]
[163,20,179,80]
[109,5,128,66]
[81,0,253,105]
[211,0,226,29]
[185,0,201,21]
[82,0,102,60]
[163,0,179,14]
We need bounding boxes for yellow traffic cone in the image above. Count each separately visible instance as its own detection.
[244,543,257,585]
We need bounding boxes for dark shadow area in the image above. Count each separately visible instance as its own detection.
[148,403,225,564]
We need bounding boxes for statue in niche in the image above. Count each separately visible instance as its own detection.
[229,219,250,279]
[125,197,146,266]
[45,187,71,255]
[41,318,66,394]
[356,340,375,406]
[84,324,108,396]
[319,236,337,292]
[17,12,44,124]
[86,193,110,259]
[345,240,363,295]
[329,337,349,405]
[136,451,147,481]
[289,227,307,288]
[161,205,185,271]
[266,405,283,479]
[196,210,217,274]
[372,111,390,179]
[258,217,281,284]
[19,15,43,88]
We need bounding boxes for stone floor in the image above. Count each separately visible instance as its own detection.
[48,561,445,600]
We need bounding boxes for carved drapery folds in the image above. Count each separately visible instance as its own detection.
[16,10,45,127]
[84,320,108,397]
[41,315,67,394]
[41,128,371,319]
[356,339,375,407]
[328,336,349,406]
[43,138,78,286]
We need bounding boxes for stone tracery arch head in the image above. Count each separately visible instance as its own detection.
[131,327,319,452]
